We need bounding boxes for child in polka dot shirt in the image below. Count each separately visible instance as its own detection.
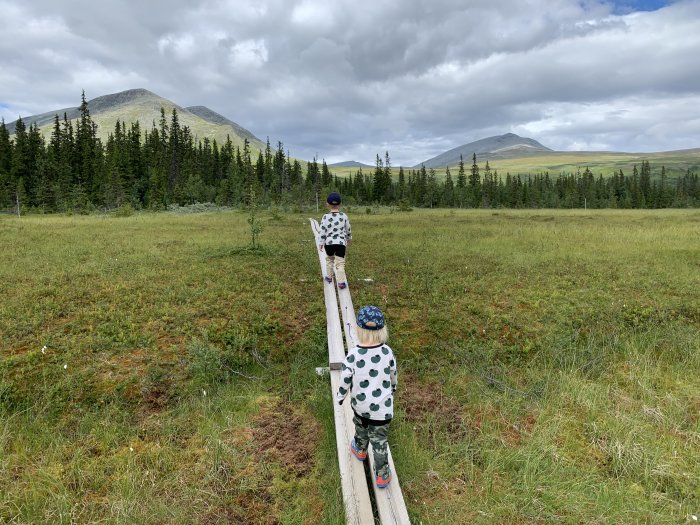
[319,192,352,289]
[337,305,397,488]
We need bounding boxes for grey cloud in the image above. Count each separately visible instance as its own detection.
[1,0,699,166]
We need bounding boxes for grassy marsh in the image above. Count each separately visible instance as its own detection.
[1,209,698,524]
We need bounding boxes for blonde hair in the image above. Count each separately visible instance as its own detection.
[355,325,389,346]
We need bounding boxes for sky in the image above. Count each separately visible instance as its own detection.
[1,0,698,166]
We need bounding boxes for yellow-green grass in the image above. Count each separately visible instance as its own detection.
[484,150,700,178]
[330,150,700,178]
[1,209,699,524]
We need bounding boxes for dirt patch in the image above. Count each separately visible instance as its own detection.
[501,413,537,447]
[252,401,321,478]
[201,496,280,525]
[400,375,468,440]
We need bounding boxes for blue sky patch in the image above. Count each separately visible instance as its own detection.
[610,0,671,14]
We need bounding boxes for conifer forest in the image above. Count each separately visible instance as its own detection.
[1,94,698,213]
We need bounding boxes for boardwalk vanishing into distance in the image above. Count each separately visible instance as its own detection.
[310,219,411,525]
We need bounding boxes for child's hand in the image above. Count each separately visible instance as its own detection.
[319,244,325,252]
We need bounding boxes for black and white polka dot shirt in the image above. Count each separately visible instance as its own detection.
[319,211,352,246]
[336,343,397,421]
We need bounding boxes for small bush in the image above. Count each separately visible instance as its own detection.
[220,328,263,368]
[187,339,226,388]
[269,207,283,221]
[397,199,413,212]
[113,203,135,217]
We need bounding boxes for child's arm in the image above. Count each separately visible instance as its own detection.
[319,214,328,251]
[336,358,354,405]
[389,351,398,392]
[345,216,352,244]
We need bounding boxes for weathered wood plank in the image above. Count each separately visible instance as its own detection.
[310,218,345,369]
[337,282,412,525]
[310,218,374,525]
[330,371,376,525]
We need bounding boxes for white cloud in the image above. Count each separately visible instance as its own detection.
[158,33,197,60]
[69,61,147,95]
[291,0,335,25]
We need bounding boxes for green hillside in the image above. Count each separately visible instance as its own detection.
[329,149,700,179]
[8,89,266,153]
[482,149,700,178]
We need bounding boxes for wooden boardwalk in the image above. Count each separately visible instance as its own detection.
[310,219,411,525]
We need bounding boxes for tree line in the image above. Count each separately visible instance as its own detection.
[346,152,699,209]
[1,93,698,213]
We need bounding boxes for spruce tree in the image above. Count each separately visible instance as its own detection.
[75,91,101,208]
[0,119,13,208]
[383,151,393,203]
[443,166,454,207]
[468,153,481,207]
[425,168,438,208]
[397,166,406,201]
[640,160,651,207]
[482,160,493,207]
[321,159,332,188]
[456,154,466,208]
[10,118,29,211]
[416,164,427,206]
[372,154,386,203]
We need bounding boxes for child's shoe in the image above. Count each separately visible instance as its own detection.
[324,276,333,284]
[376,472,392,488]
[338,282,347,290]
[350,440,367,461]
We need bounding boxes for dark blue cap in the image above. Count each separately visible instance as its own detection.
[327,192,341,205]
[357,305,385,330]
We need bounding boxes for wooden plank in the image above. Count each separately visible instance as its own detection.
[337,283,412,525]
[330,370,376,525]
[310,218,374,525]
[309,218,345,369]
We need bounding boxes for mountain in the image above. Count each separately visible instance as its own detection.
[184,105,261,145]
[417,133,552,168]
[6,88,265,151]
[329,160,374,168]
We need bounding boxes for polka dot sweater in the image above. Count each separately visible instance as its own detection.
[336,343,398,421]
[319,211,352,246]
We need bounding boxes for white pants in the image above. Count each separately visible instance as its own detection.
[326,255,347,284]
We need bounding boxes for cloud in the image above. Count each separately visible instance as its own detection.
[1,0,697,165]
[158,33,198,60]
[229,39,269,69]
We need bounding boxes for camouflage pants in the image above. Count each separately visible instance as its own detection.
[353,414,391,478]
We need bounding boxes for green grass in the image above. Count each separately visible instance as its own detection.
[477,150,699,178]
[1,208,699,524]
[330,149,700,178]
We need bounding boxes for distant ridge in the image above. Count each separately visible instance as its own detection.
[329,160,373,168]
[6,88,265,151]
[417,133,552,168]
[6,89,163,134]
[185,105,261,144]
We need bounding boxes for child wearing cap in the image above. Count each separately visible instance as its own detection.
[336,305,397,488]
[319,192,352,289]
